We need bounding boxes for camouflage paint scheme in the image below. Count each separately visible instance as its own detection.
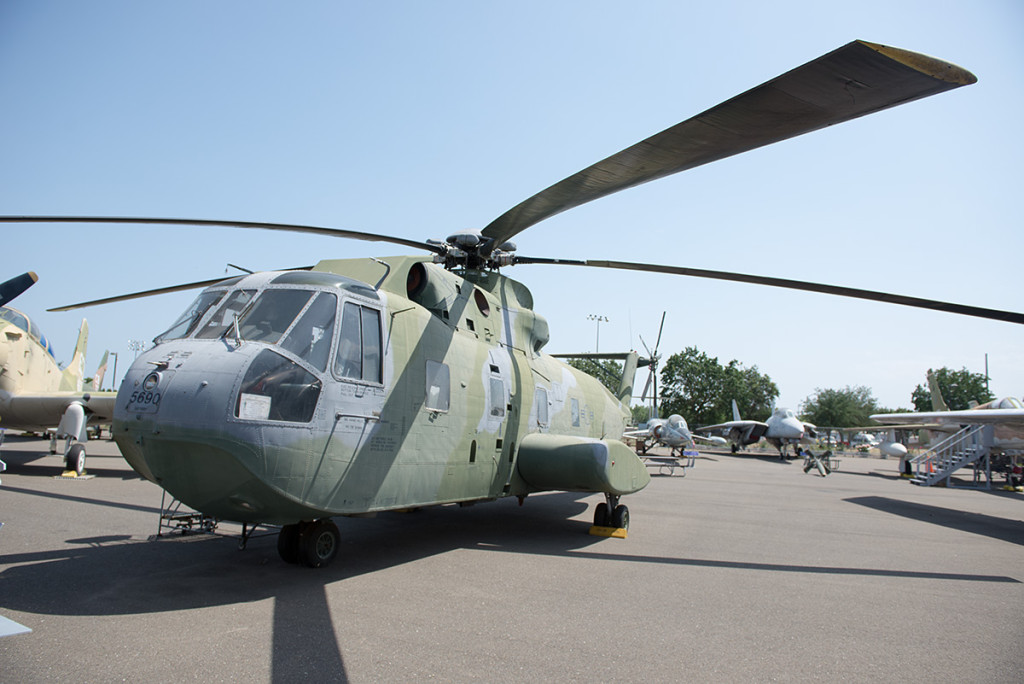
[114,256,649,525]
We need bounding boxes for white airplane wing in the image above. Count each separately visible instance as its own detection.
[0,392,116,432]
[694,419,766,434]
[870,409,1024,430]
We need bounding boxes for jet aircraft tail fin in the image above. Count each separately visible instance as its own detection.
[83,350,109,391]
[732,399,741,422]
[59,319,88,392]
[926,369,949,411]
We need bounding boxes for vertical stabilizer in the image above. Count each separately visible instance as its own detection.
[926,370,949,411]
[732,399,741,422]
[84,350,109,391]
[59,319,88,392]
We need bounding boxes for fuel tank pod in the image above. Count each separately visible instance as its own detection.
[516,433,650,496]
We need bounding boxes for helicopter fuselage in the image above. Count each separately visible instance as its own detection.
[113,255,649,525]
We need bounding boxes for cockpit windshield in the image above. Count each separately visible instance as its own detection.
[161,281,360,380]
[156,289,227,343]
[196,290,257,339]
[237,290,314,344]
[0,306,55,358]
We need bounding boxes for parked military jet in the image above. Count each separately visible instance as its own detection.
[871,372,1024,453]
[0,273,116,474]
[695,400,816,458]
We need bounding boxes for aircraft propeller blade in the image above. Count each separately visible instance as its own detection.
[514,256,1024,325]
[479,41,975,255]
[47,266,314,312]
[0,217,445,255]
[0,271,38,307]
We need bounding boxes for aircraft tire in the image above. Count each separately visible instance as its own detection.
[66,444,86,476]
[277,524,302,564]
[594,502,610,527]
[611,505,629,530]
[300,519,340,568]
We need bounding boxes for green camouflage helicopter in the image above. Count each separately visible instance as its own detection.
[6,41,1018,568]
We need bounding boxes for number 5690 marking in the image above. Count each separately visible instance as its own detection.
[127,390,161,413]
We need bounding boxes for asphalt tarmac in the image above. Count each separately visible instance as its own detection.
[1,435,1022,682]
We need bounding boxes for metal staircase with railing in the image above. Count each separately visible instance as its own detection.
[909,424,995,488]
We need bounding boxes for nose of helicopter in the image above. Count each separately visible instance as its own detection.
[112,342,320,523]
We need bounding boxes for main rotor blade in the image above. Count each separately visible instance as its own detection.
[0,271,38,307]
[654,311,666,355]
[480,41,975,253]
[0,217,444,255]
[515,257,1024,325]
[47,266,313,312]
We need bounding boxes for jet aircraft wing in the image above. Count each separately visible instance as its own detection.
[694,419,766,435]
[0,392,116,432]
[870,409,1024,430]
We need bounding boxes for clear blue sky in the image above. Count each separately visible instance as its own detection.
[1,1,1021,412]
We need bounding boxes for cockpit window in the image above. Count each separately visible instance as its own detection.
[0,307,55,358]
[279,292,337,372]
[0,307,30,334]
[236,349,321,423]
[334,302,382,383]
[156,290,227,342]
[236,289,314,344]
[196,290,257,339]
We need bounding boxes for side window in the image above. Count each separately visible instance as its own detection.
[571,397,580,427]
[333,301,384,383]
[489,377,505,417]
[535,387,549,427]
[425,360,450,412]
[361,307,382,384]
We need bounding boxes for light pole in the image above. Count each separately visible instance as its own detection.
[128,339,146,360]
[587,314,608,353]
[108,352,118,391]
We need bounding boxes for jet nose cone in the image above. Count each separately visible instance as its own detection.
[781,419,805,439]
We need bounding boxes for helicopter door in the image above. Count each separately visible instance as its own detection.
[486,349,524,498]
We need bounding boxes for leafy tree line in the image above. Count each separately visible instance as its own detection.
[567,351,994,428]
[911,366,994,411]
[659,347,778,426]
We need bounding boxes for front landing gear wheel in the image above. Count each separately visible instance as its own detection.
[277,524,302,564]
[594,502,610,527]
[65,443,86,475]
[300,519,340,568]
[611,505,629,530]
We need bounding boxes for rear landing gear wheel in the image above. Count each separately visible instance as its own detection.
[612,505,629,530]
[65,443,86,475]
[277,524,302,564]
[594,494,628,529]
[299,519,340,568]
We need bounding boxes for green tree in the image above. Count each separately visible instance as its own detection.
[799,386,879,427]
[722,360,777,422]
[566,357,623,397]
[911,367,994,411]
[660,346,778,426]
[630,404,650,425]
